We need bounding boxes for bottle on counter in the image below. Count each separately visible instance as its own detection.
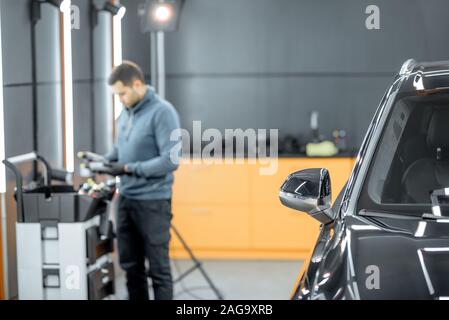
[333,129,347,152]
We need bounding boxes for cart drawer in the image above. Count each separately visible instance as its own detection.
[86,222,114,265]
[87,262,115,300]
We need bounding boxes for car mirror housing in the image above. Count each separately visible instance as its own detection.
[279,168,335,224]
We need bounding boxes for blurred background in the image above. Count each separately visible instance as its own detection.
[1,0,449,300]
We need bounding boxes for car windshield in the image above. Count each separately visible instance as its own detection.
[357,91,449,217]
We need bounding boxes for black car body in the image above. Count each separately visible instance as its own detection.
[280,60,449,300]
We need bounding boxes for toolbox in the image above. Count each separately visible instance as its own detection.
[3,152,116,300]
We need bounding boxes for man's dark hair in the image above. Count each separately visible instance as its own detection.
[108,60,145,87]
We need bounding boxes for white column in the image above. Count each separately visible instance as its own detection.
[156,31,166,99]
[62,1,74,172]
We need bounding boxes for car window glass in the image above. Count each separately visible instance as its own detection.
[358,93,449,216]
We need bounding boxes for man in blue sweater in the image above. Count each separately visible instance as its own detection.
[103,61,181,300]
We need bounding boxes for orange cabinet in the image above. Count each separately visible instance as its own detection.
[251,205,320,250]
[171,204,251,250]
[173,160,250,205]
[170,157,354,260]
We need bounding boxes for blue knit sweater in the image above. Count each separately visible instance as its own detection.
[104,86,181,200]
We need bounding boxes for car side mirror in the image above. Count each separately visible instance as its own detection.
[279,168,335,224]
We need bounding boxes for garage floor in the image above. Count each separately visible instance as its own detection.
[113,260,303,300]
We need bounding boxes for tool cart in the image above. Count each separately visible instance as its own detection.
[3,152,116,300]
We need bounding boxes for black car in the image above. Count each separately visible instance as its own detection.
[280,59,449,300]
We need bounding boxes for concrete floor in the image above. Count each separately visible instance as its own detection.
[113,260,303,300]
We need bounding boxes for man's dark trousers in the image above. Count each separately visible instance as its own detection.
[116,196,173,300]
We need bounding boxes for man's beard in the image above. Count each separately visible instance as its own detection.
[127,90,140,108]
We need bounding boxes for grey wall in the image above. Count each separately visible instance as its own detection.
[2,1,63,167]
[72,0,95,158]
[72,0,113,166]
[92,9,114,155]
[122,0,449,150]
[122,0,151,77]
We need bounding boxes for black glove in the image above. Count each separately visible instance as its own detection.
[95,163,128,177]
